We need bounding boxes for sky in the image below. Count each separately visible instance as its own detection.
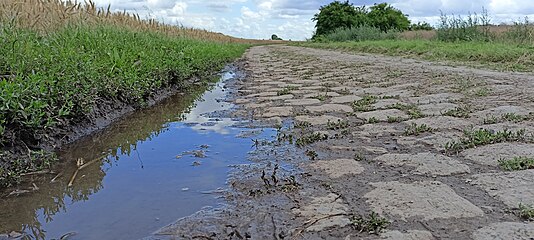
[91,0,534,40]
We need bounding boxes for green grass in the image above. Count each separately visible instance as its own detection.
[327,119,349,130]
[442,107,471,118]
[0,24,248,187]
[352,95,377,112]
[295,40,534,72]
[404,123,433,136]
[295,132,328,147]
[519,203,534,221]
[445,128,531,153]
[499,157,534,171]
[351,212,389,234]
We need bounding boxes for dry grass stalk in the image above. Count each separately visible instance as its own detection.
[0,0,274,44]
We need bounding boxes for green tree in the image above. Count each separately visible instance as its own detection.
[312,1,368,38]
[367,3,410,32]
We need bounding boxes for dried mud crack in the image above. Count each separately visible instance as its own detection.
[151,46,534,239]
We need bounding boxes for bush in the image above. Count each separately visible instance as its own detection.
[323,26,399,42]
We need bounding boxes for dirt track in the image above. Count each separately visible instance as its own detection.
[151,45,534,239]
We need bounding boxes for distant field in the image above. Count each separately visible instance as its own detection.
[297,40,534,72]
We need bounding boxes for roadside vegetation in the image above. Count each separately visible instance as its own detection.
[0,0,264,187]
[298,1,534,71]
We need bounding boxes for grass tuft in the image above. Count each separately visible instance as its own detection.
[445,128,531,153]
[351,212,389,234]
[352,95,377,112]
[499,157,534,171]
[404,123,433,136]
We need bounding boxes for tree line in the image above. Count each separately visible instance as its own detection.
[312,1,432,39]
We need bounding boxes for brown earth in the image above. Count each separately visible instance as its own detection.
[150,45,534,239]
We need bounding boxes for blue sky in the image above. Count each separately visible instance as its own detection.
[92,0,534,40]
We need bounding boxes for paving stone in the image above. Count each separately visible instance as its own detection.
[293,193,351,232]
[365,181,484,221]
[472,170,534,208]
[472,222,534,240]
[419,102,459,116]
[285,98,322,106]
[396,132,462,150]
[295,115,342,126]
[310,159,365,178]
[354,124,401,138]
[303,92,341,98]
[261,106,293,118]
[358,109,408,122]
[375,153,470,176]
[373,99,402,109]
[306,104,353,114]
[257,94,294,102]
[381,230,435,240]
[408,93,463,105]
[330,95,362,104]
[474,105,532,118]
[462,143,534,166]
[405,116,473,131]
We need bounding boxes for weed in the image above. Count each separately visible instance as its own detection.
[277,86,299,96]
[296,133,328,147]
[442,107,471,118]
[354,153,367,161]
[327,119,350,130]
[501,113,526,123]
[387,116,403,123]
[312,94,329,101]
[404,123,434,136]
[519,203,534,221]
[386,70,403,78]
[295,121,312,129]
[281,176,300,192]
[474,87,492,97]
[351,212,389,234]
[367,117,379,124]
[305,150,319,160]
[352,95,377,112]
[388,103,424,119]
[381,95,400,99]
[483,115,499,124]
[445,128,530,153]
[338,88,351,95]
[498,157,534,171]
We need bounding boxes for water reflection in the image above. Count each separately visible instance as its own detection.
[0,68,269,239]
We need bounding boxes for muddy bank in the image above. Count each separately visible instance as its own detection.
[0,64,240,188]
[150,46,534,239]
[0,65,280,239]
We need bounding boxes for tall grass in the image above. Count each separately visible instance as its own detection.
[437,10,492,42]
[503,18,534,45]
[322,26,399,42]
[0,0,262,43]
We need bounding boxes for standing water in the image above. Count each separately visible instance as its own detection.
[0,67,274,239]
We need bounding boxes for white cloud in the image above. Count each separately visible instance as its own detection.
[169,2,187,16]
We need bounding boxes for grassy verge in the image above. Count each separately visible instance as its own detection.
[0,23,249,187]
[1,0,261,188]
[295,40,534,72]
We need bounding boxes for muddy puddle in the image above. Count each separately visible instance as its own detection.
[0,67,277,239]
